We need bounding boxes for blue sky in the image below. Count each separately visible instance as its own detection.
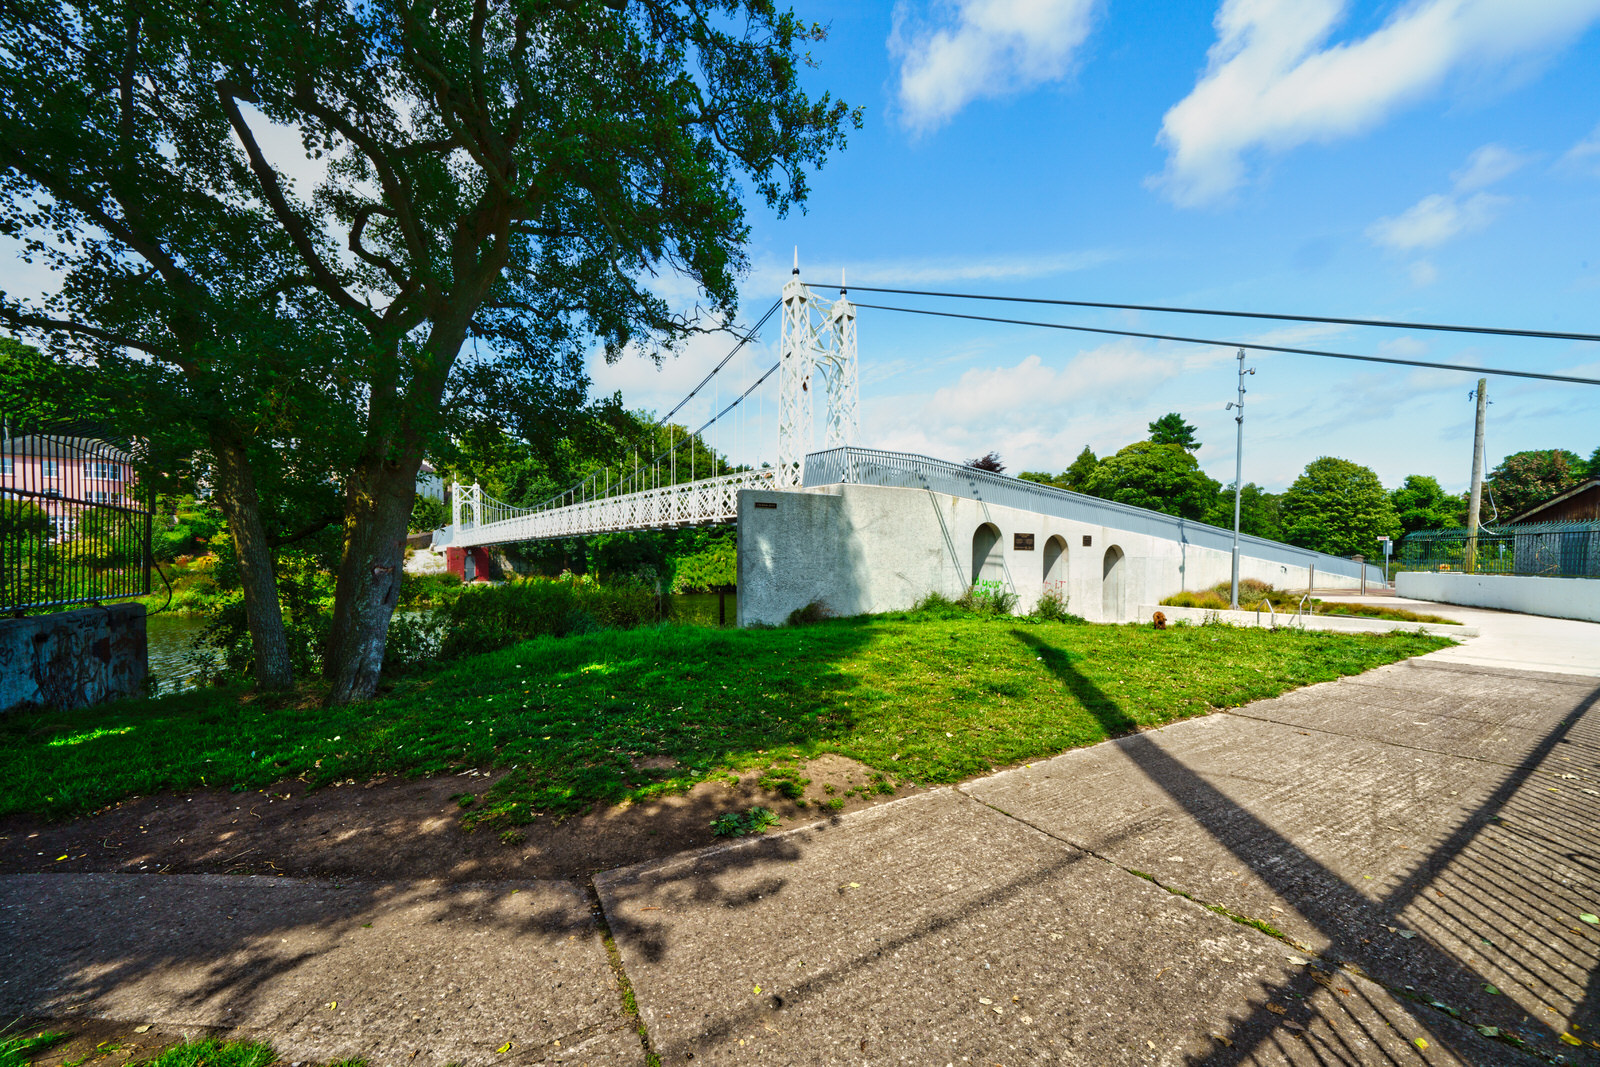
[592,0,1600,497]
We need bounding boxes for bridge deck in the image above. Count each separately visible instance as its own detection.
[435,468,775,549]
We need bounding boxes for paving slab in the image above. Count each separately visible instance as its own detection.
[595,789,1529,1065]
[1231,660,1598,766]
[0,874,637,1067]
[962,667,1600,1062]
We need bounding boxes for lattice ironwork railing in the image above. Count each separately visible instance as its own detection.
[437,467,777,549]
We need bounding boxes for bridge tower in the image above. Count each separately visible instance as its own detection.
[778,251,858,488]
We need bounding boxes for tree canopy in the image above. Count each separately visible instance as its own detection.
[1280,457,1400,559]
[1148,412,1200,451]
[1488,450,1586,520]
[965,452,1006,473]
[1390,475,1463,536]
[1,0,858,701]
[1081,441,1219,520]
[1203,483,1283,541]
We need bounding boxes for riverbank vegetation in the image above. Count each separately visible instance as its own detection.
[0,604,1450,828]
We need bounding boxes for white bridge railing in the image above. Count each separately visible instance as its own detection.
[435,467,776,549]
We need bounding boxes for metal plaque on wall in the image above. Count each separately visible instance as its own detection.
[1014,533,1035,551]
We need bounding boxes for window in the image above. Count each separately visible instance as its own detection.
[43,488,61,499]
[93,490,110,503]
[0,456,11,474]
[84,460,121,481]
[40,459,57,477]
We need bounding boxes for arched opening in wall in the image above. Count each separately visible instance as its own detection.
[1102,545,1125,619]
[1043,535,1068,587]
[972,523,1003,589]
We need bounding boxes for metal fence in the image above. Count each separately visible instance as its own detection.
[1399,521,1600,578]
[804,446,1389,585]
[1,421,153,612]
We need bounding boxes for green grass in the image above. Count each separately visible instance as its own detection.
[0,612,1450,830]
[1163,580,1460,625]
[1,1030,68,1067]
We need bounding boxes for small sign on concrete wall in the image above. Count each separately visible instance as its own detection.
[1014,533,1034,550]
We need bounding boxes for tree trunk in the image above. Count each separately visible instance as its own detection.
[323,447,419,704]
[209,435,294,689]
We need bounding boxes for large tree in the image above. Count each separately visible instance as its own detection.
[1280,457,1400,560]
[1,0,857,702]
[1390,474,1464,536]
[1081,441,1220,520]
[1487,449,1585,520]
[1203,482,1283,541]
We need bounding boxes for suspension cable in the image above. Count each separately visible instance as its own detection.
[816,284,1600,344]
[848,302,1600,387]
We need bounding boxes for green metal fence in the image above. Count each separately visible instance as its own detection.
[1399,521,1600,578]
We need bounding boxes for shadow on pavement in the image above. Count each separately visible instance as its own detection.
[1011,627,1599,1065]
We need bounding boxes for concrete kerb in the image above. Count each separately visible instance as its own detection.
[1142,602,1480,638]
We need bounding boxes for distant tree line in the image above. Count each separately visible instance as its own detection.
[976,412,1600,562]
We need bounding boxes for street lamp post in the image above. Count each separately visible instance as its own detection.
[1225,349,1255,610]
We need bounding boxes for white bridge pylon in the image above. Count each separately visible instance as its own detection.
[438,256,858,550]
[778,252,858,488]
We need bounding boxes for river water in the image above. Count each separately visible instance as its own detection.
[145,590,738,695]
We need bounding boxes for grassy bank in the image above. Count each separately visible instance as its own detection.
[0,612,1450,830]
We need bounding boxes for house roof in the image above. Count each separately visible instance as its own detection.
[1508,477,1600,523]
[1,434,132,462]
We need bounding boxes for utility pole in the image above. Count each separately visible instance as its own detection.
[1465,378,1487,574]
[1225,349,1255,609]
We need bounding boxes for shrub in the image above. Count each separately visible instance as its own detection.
[438,575,661,658]
[1030,587,1079,622]
[958,584,1017,616]
[786,599,831,626]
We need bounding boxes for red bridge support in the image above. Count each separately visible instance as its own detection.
[445,546,495,582]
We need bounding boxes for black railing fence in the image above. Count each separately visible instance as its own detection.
[1399,521,1600,579]
[1,419,153,612]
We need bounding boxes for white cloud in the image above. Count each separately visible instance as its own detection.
[890,0,1098,132]
[1155,0,1600,205]
[1559,122,1600,175]
[1451,143,1532,189]
[1367,191,1506,250]
[1409,259,1439,286]
[1367,141,1526,253]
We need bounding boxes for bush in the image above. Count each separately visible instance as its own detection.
[958,583,1017,616]
[409,493,450,534]
[785,599,831,626]
[1029,587,1079,622]
[437,575,661,659]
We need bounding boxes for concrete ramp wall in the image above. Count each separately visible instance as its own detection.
[738,482,1369,627]
[1397,571,1600,623]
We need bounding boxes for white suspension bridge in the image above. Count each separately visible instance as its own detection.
[436,256,857,551]
[422,251,1592,621]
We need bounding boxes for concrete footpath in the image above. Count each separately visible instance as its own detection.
[4,609,1598,1066]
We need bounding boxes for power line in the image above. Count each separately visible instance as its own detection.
[848,302,1600,387]
[818,284,1600,344]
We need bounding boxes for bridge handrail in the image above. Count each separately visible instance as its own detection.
[438,466,776,549]
[803,446,1388,585]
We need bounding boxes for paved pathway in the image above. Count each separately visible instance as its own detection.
[5,605,1597,1066]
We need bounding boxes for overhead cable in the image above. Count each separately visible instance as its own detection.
[849,302,1600,387]
[819,284,1600,344]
